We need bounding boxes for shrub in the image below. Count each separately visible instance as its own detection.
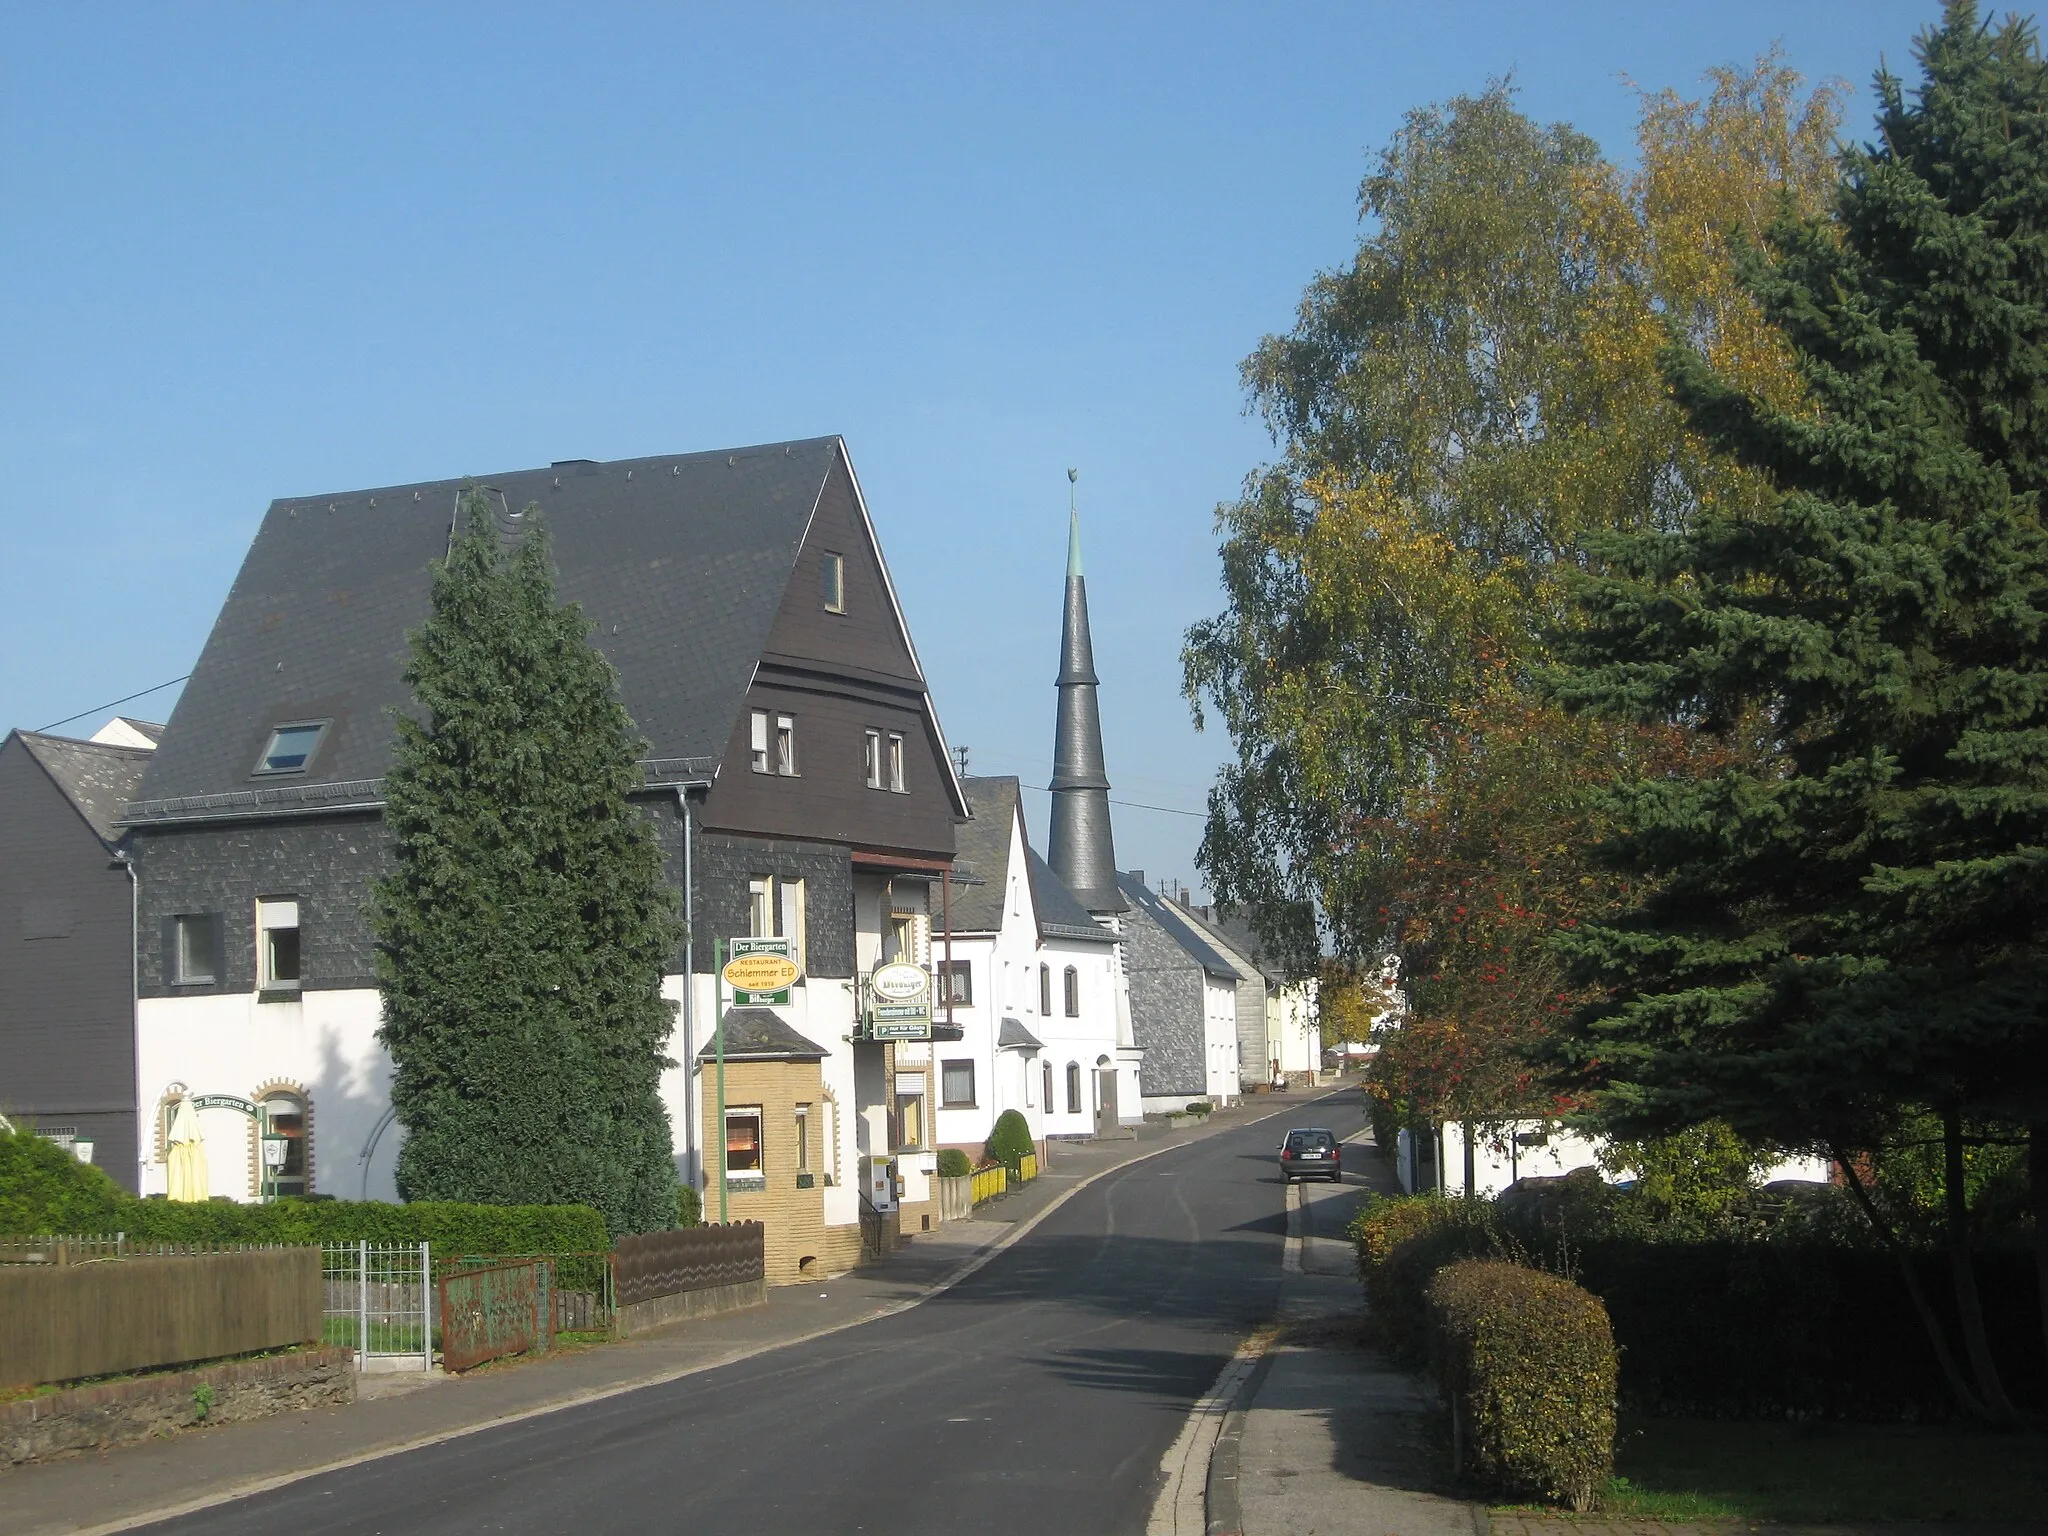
[1185,1101,1213,1117]
[676,1184,702,1229]
[1428,1259,1617,1511]
[103,1198,609,1253]
[1349,1193,1500,1364]
[985,1110,1035,1172]
[936,1148,973,1179]
[0,1127,126,1235]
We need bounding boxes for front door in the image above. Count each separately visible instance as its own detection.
[1094,1068,1118,1138]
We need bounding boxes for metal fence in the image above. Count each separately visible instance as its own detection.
[440,1252,612,1335]
[322,1241,432,1370]
[438,1259,552,1372]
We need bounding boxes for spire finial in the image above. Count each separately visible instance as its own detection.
[1066,468,1082,579]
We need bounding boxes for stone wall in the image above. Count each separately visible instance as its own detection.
[1121,903,1205,1097]
[1,1347,354,1467]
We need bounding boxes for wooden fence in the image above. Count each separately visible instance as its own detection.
[612,1224,764,1307]
[0,1248,322,1390]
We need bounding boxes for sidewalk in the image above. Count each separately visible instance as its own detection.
[1230,1134,2048,1536]
[0,1089,1322,1536]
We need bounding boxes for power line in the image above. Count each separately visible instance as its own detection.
[35,674,191,734]
[1014,782,1208,819]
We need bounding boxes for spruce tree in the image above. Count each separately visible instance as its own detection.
[1551,2,2048,1419]
[373,491,680,1235]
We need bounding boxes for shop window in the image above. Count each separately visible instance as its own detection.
[724,1106,764,1180]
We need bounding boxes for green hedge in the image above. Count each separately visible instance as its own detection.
[0,1128,127,1235]
[985,1110,1035,1172]
[1349,1193,1501,1365]
[1428,1259,1617,1510]
[82,1198,609,1254]
[936,1148,973,1179]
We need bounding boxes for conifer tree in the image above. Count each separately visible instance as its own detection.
[1552,2,2048,1418]
[373,491,680,1235]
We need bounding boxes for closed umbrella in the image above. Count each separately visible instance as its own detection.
[166,1096,209,1202]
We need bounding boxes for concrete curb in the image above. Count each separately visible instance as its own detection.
[1203,1350,1276,1536]
[61,1084,1360,1536]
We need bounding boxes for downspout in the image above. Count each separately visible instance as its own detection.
[677,787,698,1200]
[114,849,139,1193]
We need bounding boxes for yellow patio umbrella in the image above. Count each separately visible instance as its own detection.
[165,1096,209,1202]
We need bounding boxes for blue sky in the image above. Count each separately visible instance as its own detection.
[0,1,1966,891]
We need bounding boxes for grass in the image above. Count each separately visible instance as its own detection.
[1554,1416,2048,1523]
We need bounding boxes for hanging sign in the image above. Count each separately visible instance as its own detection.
[870,960,931,1039]
[725,936,797,1005]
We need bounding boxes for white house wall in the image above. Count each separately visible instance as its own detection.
[136,988,398,1203]
[1439,1119,1833,1200]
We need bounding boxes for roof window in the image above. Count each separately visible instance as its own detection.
[254,722,327,776]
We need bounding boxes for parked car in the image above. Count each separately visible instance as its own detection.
[1279,1127,1342,1182]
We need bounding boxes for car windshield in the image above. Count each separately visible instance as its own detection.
[1287,1132,1334,1153]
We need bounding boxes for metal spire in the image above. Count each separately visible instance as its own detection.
[1048,469,1124,911]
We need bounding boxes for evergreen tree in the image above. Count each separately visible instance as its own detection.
[1552,2,2048,1419]
[373,491,680,1235]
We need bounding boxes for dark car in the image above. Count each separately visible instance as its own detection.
[1279,1127,1342,1182]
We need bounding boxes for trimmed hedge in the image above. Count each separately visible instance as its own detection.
[1350,1193,1500,1365]
[73,1198,610,1254]
[936,1148,973,1179]
[0,1128,127,1235]
[985,1110,1035,1173]
[1428,1259,1617,1511]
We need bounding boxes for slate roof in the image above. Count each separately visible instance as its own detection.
[1116,872,1241,980]
[135,438,849,811]
[997,1018,1044,1051]
[697,1007,828,1062]
[1172,904,1270,985]
[14,731,155,845]
[948,776,1113,945]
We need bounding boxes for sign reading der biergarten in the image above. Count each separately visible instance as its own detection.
[870,960,931,1041]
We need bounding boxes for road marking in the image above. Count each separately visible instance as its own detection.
[1282,1178,1304,1275]
[54,1088,1361,1536]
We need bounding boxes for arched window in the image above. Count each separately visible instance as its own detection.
[1063,966,1080,1017]
[1065,1062,1082,1115]
[258,1090,310,1200]
[1038,964,1051,1016]
[1042,1061,1054,1114]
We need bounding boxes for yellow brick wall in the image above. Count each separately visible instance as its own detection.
[703,1058,831,1285]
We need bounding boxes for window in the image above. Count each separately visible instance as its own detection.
[887,732,905,793]
[821,551,845,613]
[1038,964,1051,1016]
[1064,965,1080,1017]
[886,911,918,964]
[864,729,882,789]
[895,1087,926,1151]
[257,899,301,993]
[779,878,807,973]
[171,914,217,985]
[260,1092,308,1199]
[776,715,796,776]
[794,1104,812,1174]
[750,710,769,772]
[1042,1061,1054,1113]
[724,1106,764,1178]
[938,959,972,1005]
[941,1059,975,1108]
[748,878,774,939]
[253,721,326,777]
[1066,1062,1082,1115]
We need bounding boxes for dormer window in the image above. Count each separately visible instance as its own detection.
[821,552,845,613]
[254,721,327,776]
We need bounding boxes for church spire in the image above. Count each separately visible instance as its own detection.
[1049,470,1123,911]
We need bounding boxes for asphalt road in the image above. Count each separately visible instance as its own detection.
[141,1089,1370,1536]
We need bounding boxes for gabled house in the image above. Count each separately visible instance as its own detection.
[933,776,1123,1153]
[1115,872,1242,1111]
[122,437,965,1262]
[0,724,158,1187]
[1169,899,1322,1090]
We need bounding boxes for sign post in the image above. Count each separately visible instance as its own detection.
[713,938,727,1224]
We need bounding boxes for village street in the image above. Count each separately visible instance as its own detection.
[127,1090,1370,1536]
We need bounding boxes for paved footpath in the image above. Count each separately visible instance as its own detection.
[0,1091,1326,1536]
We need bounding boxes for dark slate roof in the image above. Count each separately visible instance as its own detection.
[1024,843,1115,945]
[946,775,1019,933]
[15,731,155,845]
[1205,909,1286,984]
[697,1008,827,1062]
[1116,872,1241,980]
[1172,905,1268,986]
[997,1018,1043,1051]
[107,718,165,744]
[136,438,846,809]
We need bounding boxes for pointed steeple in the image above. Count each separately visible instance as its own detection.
[1049,472,1124,912]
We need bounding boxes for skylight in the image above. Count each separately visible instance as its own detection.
[254,722,327,776]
